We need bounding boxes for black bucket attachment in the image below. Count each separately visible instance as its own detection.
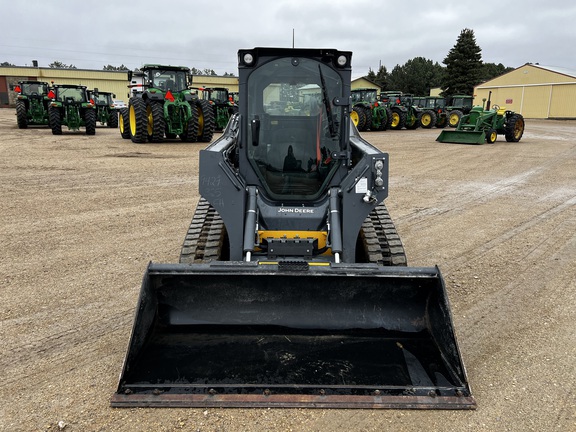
[111,262,475,409]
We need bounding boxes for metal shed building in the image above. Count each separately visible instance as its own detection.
[474,64,576,119]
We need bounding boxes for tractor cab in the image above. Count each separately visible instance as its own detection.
[51,85,89,104]
[15,81,49,98]
[202,87,231,104]
[143,65,190,92]
[448,95,473,111]
[89,90,115,107]
[425,96,446,109]
[351,88,378,104]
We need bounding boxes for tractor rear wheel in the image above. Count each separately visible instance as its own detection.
[384,107,393,130]
[505,114,525,142]
[16,100,28,129]
[448,110,463,127]
[350,108,360,129]
[180,102,199,142]
[147,101,165,142]
[49,107,62,135]
[436,114,447,128]
[84,109,96,135]
[352,106,366,131]
[390,108,406,130]
[119,108,130,139]
[363,107,372,131]
[108,110,118,128]
[129,97,148,143]
[406,111,421,129]
[420,110,437,129]
[373,107,387,131]
[196,99,215,142]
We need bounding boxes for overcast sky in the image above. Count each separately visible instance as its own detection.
[2,0,575,78]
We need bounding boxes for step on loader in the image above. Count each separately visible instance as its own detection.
[112,48,475,409]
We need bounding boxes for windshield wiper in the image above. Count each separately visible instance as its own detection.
[318,65,337,138]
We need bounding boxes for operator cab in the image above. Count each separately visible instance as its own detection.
[246,55,345,201]
[144,67,189,92]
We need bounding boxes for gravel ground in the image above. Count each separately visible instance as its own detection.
[0,109,574,431]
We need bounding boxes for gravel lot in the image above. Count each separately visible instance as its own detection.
[1,108,574,431]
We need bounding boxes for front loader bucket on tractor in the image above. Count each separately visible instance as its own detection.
[436,129,486,145]
[111,262,475,409]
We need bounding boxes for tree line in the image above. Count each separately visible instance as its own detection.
[366,28,513,98]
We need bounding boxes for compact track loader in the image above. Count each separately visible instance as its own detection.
[112,48,475,409]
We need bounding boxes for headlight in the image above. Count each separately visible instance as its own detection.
[243,53,254,65]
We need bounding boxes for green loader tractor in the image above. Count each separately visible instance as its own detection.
[89,89,119,128]
[14,81,51,128]
[199,87,238,131]
[47,84,96,135]
[436,103,525,144]
[127,65,215,143]
[350,88,391,131]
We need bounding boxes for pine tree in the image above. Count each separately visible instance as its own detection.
[442,28,483,97]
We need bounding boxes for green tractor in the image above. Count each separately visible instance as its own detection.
[127,65,215,143]
[199,87,238,131]
[350,88,391,131]
[420,96,448,128]
[13,81,51,128]
[47,84,96,135]
[445,95,474,128]
[88,89,119,128]
[379,92,423,130]
[436,102,525,144]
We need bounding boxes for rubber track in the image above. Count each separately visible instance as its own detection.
[180,199,407,267]
[360,202,408,266]
[179,198,225,264]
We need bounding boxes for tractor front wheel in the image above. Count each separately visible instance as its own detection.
[486,129,497,143]
[505,114,525,142]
